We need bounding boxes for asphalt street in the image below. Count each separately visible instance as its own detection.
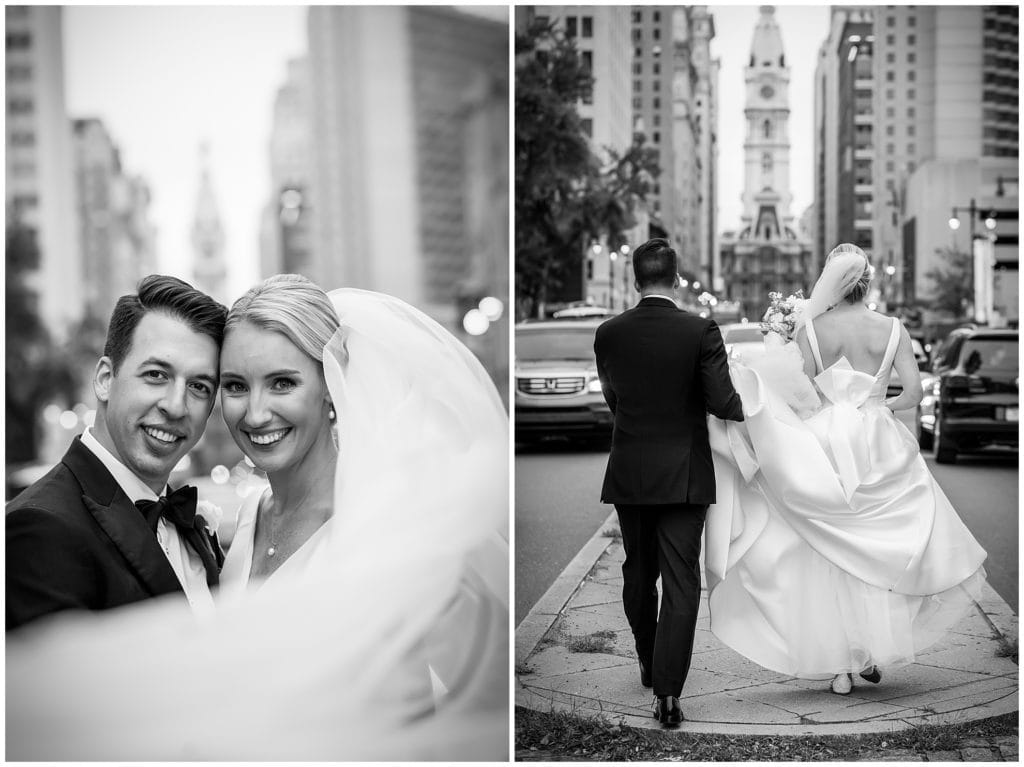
[515,440,1018,625]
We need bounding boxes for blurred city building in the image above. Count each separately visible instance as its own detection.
[305,6,508,399]
[815,5,1018,324]
[73,117,157,322]
[191,142,228,306]
[5,5,82,340]
[260,56,313,278]
[632,7,718,288]
[720,6,813,321]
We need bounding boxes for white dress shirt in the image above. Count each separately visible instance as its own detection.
[80,428,215,616]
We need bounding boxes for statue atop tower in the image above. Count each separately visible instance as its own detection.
[191,142,227,303]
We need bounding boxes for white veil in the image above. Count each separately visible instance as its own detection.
[7,288,510,760]
[800,243,873,326]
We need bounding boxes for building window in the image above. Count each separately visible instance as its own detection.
[581,50,592,70]
[908,34,915,45]
[886,125,895,136]
[653,62,660,75]
[582,15,593,37]
[632,10,641,23]
[886,160,895,172]
[653,79,660,92]
[887,143,895,154]
[887,52,895,63]
[907,52,915,63]
[581,118,593,138]
[907,124,915,136]
[886,15,895,27]
[907,143,915,154]
[653,131,660,143]
[653,97,660,109]
[907,70,915,81]
[632,96,642,109]
[566,16,577,37]
[633,61,642,74]
[907,88,915,99]
[634,46,642,58]
[632,28,641,42]
[886,71,895,82]
[762,152,773,174]
[908,14,916,27]
[886,88,895,100]
[5,32,32,48]
[653,114,660,126]
[653,10,661,22]
[633,79,642,92]
[886,106,895,117]
[763,119,772,139]
[907,106,915,118]
[7,97,33,114]
[886,34,895,44]
[6,63,31,79]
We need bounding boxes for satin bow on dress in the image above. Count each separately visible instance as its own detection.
[705,317,987,679]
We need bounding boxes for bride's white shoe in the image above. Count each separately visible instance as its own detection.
[830,673,853,695]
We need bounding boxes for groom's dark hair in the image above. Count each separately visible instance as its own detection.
[633,238,678,289]
[103,275,228,373]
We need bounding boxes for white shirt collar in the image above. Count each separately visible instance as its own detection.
[80,427,165,503]
[641,293,678,306]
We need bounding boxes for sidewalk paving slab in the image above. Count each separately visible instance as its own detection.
[516,527,1019,738]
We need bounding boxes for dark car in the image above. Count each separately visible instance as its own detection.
[514,319,612,442]
[928,327,1018,463]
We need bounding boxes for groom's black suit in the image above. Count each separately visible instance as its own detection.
[595,296,743,698]
[6,437,190,631]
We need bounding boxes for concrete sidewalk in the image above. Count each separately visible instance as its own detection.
[516,515,1019,736]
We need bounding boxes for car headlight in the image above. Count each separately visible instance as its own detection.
[587,378,603,393]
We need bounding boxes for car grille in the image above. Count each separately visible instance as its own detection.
[517,376,586,395]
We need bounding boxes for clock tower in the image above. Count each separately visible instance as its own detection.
[741,5,793,239]
[719,6,812,321]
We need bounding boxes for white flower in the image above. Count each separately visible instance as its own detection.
[196,500,223,535]
[770,312,784,324]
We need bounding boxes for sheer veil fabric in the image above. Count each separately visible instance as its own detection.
[7,288,509,760]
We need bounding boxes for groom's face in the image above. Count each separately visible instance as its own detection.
[93,311,220,493]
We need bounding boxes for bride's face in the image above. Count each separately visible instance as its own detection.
[219,320,333,475]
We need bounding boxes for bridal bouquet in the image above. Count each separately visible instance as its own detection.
[760,290,805,342]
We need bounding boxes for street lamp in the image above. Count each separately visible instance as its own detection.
[609,250,618,311]
[948,198,997,322]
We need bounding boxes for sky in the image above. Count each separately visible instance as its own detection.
[709,4,832,233]
[64,6,308,304]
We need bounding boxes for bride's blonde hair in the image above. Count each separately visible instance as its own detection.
[825,243,873,303]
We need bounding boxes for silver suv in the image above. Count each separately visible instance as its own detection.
[514,319,612,441]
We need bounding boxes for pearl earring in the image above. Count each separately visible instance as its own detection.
[328,405,336,422]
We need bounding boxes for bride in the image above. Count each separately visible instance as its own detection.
[706,244,987,696]
[7,275,509,760]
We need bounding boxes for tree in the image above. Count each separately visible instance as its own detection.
[924,247,971,317]
[515,20,660,319]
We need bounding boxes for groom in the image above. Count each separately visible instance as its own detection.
[6,275,227,631]
[594,238,744,726]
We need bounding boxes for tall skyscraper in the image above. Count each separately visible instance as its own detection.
[630,6,718,286]
[720,6,813,320]
[73,117,156,320]
[191,143,227,304]
[307,6,508,389]
[5,5,82,339]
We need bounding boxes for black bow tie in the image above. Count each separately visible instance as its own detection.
[135,485,198,534]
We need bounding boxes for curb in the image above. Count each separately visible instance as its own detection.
[515,510,617,668]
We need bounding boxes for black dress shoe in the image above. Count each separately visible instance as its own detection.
[638,658,652,688]
[859,666,882,684]
[654,695,683,727]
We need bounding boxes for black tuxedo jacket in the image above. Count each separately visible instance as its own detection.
[6,436,193,631]
[594,297,744,506]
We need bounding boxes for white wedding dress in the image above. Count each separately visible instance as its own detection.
[7,289,509,760]
[706,315,987,679]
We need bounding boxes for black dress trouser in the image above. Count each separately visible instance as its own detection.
[615,502,707,698]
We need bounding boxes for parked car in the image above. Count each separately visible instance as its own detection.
[924,327,1018,463]
[719,322,767,362]
[551,305,616,320]
[514,319,612,442]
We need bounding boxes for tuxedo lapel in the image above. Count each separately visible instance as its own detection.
[62,438,183,598]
